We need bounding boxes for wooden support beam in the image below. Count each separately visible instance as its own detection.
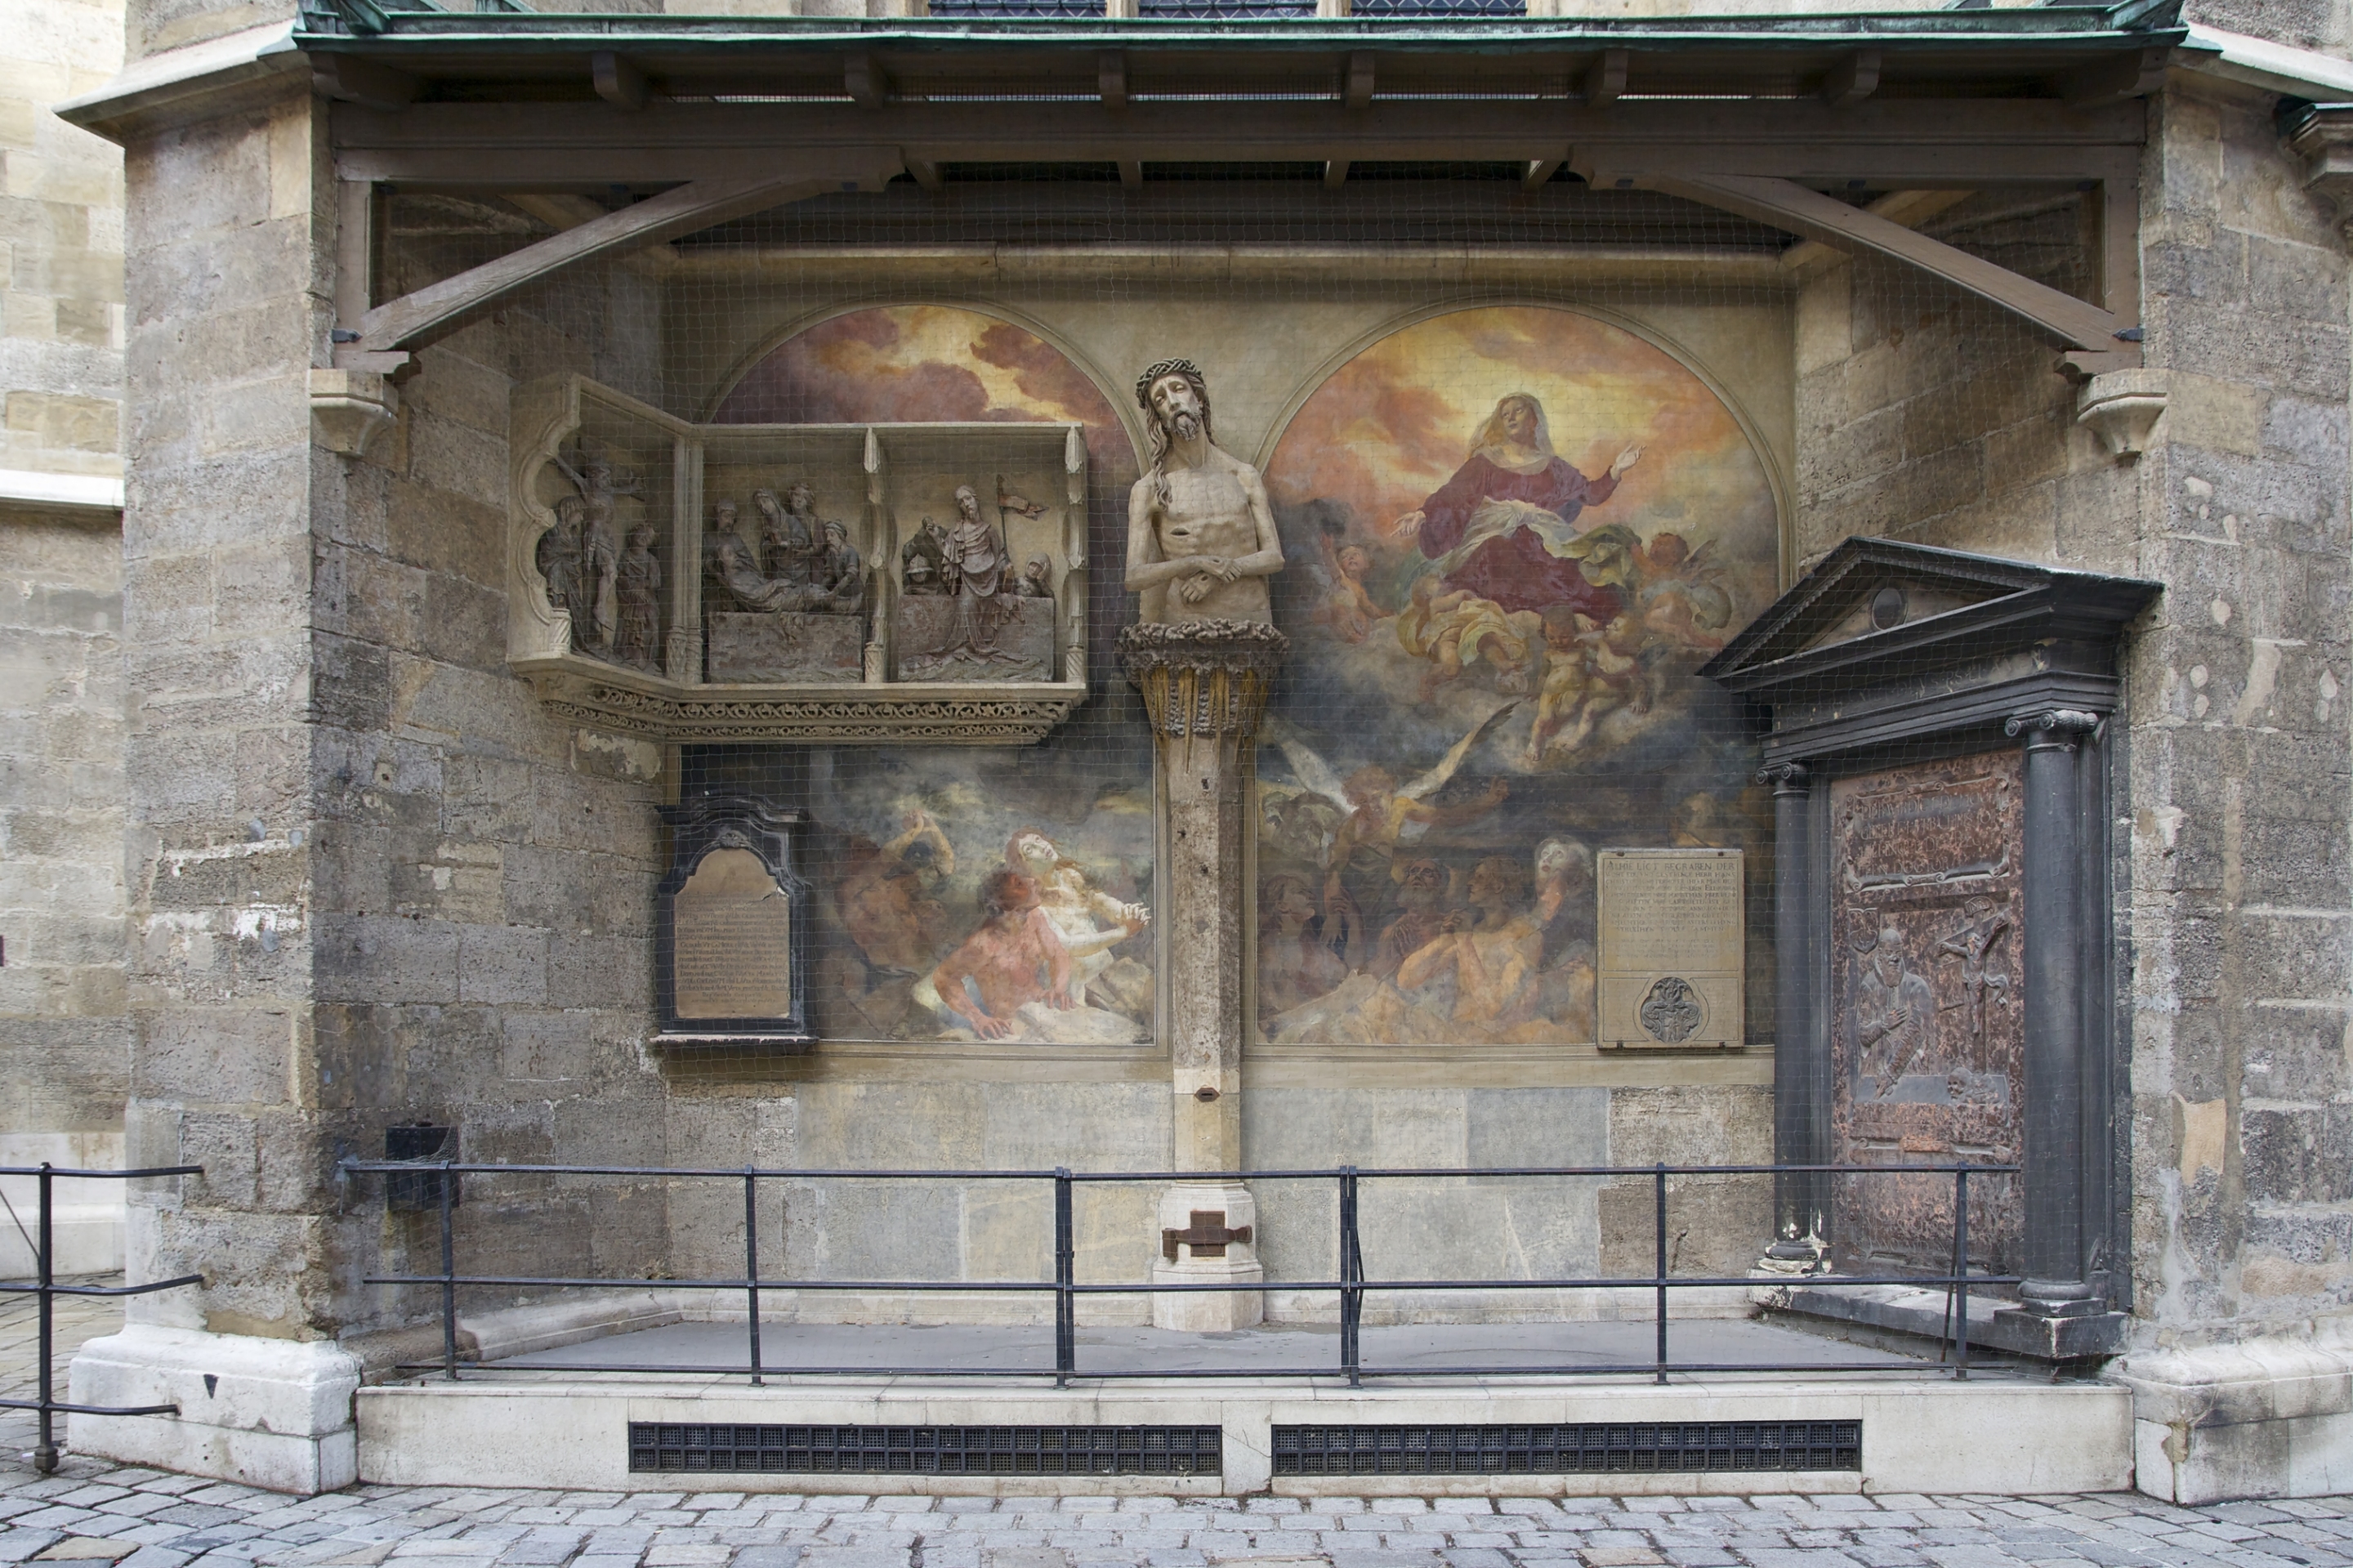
[348,156,901,362]
[905,155,943,193]
[1822,49,1879,109]
[592,51,647,112]
[334,180,373,329]
[846,54,891,109]
[333,101,2149,189]
[1779,187,1972,277]
[313,55,416,112]
[1523,155,1560,191]
[1324,158,1350,189]
[1118,159,1144,190]
[1099,50,1127,111]
[1583,49,1627,105]
[1346,51,1375,110]
[2063,46,2168,110]
[1655,172,2132,354]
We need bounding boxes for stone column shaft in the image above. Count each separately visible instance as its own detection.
[1761,762,1826,1259]
[2007,708,2102,1313]
[1120,621,1286,1332]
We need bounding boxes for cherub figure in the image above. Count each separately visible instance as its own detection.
[1312,516,1383,644]
[1396,574,1544,699]
[1525,610,1647,762]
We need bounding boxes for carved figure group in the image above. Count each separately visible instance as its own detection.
[540,446,650,663]
[898,483,1056,681]
[707,484,866,619]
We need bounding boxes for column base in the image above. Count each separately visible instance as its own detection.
[2114,1323,2353,1503]
[2017,1278,2106,1316]
[1152,1182,1264,1333]
[68,1324,362,1494]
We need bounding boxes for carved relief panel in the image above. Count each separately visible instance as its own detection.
[1828,750,2025,1278]
[507,375,1090,744]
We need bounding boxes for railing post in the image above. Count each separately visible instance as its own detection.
[440,1158,458,1382]
[1953,1168,1971,1382]
[744,1166,764,1387]
[1338,1166,1362,1388]
[1053,1168,1074,1386]
[34,1162,56,1474]
[1654,1161,1669,1386]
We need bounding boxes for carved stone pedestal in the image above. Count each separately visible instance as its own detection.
[1119,619,1288,1332]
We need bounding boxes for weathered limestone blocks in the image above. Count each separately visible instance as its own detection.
[2114,1323,2353,1503]
[69,1325,363,1494]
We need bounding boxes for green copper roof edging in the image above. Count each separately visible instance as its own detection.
[296,2,2186,54]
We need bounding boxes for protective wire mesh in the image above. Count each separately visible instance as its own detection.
[373,167,2117,1335]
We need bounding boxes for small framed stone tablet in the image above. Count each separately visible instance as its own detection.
[655,794,811,1047]
[1596,847,1744,1048]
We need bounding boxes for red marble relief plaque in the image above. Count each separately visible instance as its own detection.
[1828,750,2025,1278]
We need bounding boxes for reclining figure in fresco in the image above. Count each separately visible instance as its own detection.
[1124,358,1285,626]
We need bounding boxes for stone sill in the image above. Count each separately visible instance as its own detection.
[520,659,1089,744]
[1758,1280,2128,1362]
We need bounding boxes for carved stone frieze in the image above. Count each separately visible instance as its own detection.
[525,668,1086,744]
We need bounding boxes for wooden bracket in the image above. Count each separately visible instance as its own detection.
[347,156,903,360]
[1346,51,1376,111]
[1118,158,1144,190]
[592,51,647,111]
[312,54,417,112]
[846,53,891,109]
[2062,46,2169,110]
[1583,49,1627,106]
[1655,172,2135,358]
[1524,155,1562,190]
[1324,158,1350,189]
[1099,50,1127,110]
[1823,49,1880,109]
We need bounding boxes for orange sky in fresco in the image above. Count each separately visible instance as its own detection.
[1266,307,1770,562]
[716,305,1127,468]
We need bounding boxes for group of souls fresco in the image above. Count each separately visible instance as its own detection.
[716,303,1778,1047]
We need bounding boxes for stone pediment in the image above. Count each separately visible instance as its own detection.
[1700,536,2159,695]
[1699,537,2160,762]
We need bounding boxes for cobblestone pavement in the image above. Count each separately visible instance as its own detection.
[2,1293,2351,1566]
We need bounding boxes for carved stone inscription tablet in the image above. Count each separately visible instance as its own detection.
[672,847,795,1021]
[1828,750,2024,1277]
[1596,848,1743,1048]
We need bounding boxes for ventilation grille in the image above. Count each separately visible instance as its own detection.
[627,1423,1222,1475]
[1270,1422,1862,1475]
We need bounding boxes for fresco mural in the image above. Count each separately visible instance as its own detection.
[1256,306,1780,1047]
[708,306,1154,1045]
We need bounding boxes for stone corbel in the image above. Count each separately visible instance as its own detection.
[309,367,397,458]
[2074,368,2167,461]
[2284,101,2353,235]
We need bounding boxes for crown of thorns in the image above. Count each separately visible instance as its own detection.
[1136,358,1205,409]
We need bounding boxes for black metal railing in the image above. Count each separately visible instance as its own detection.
[346,1158,2015,1387]
[0,1164,204,1473]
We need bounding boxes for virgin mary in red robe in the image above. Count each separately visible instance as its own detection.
[1395,394,1642,620]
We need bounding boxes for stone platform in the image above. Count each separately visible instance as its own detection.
[354,1318,2132,1498]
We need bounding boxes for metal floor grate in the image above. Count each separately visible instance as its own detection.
[627,1423,1223,1475]
[1270,1421,1862,1474]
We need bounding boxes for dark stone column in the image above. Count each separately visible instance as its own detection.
[2005,707,2105,1315]
[1759,761,1826,1262]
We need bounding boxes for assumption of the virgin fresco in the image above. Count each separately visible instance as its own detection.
[1257,306,1780,1048]
[708,306,1156,1046]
